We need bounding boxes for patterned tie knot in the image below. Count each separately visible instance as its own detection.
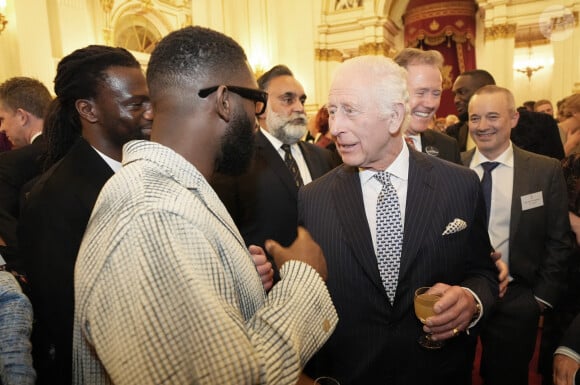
[281,143,291,153]
[374,171,392,187]
[481,161,500,173]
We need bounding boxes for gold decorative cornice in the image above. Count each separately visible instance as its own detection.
[429,19,440,31]
[404,1,475,25]
[485,24,517,41]
[358,42,388,56]
[100,0,114,13]
[316,48,344,62]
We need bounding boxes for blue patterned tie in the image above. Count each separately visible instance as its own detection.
[480,161,500,225]
[375,171,403,304]
[281,144,304,188]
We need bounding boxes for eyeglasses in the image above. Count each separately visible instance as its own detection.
[198,85,268,116]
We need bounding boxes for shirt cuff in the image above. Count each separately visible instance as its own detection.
[462,287,483,334]
[535,296,553,309]
[555,346,580,363]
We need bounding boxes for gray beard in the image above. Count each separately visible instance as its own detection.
[270,123,307,144]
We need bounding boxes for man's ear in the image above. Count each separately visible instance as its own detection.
[215,86,232,123]
[388,103,405,135]
[75,99,98,124]
[14,108,29,126]
[511,110,520,129]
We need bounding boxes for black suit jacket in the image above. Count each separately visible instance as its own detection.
[211,130,338,262]
[300,149,498,385]
[560,313,580,356]
[462,146,572,305]
[511,109,564,160]
[446,121,469,152]
[0,135,45,247]
[18,137,114,385]
[420,129,461,164]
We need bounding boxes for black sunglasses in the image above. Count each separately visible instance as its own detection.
[198,85,268,116]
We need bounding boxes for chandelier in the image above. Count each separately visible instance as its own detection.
[514,26,544,81]
[515,42,543,81]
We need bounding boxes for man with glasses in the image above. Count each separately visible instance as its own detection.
[212,65,339,281]
[73,27,337,385]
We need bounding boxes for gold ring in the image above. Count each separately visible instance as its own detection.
[452,328,459,336]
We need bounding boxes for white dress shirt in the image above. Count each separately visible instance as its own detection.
[360,143,409,253]
[92,147,122,173]
[405,134,422,152]
[469,143,514,272]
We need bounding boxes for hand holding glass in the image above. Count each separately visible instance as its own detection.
[414,286,444,349]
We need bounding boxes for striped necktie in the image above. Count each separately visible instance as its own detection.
[281,144,304,188]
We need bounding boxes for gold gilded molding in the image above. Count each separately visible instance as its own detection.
[358,42,388,56]
[100,0,114,13]
[485,24,517,41]
[429,19,440,31]
[316,48,344,62]
[404,1,475,25]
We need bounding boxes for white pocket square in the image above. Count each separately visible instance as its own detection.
[442,218,467,236]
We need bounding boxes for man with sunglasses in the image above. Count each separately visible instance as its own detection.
[212,65,339,281]
[73,27,337,385]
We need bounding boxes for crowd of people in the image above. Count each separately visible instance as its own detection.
[0,25,578,385]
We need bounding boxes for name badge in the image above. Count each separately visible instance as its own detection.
[521,191,543,211]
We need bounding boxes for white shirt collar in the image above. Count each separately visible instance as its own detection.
[92,146,122,173]
[359,139,410,184]
[261,127,286,150]
[30,131,42,144]
[472,141,514,168]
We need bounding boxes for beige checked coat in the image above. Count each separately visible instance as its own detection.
[73,140,337,385]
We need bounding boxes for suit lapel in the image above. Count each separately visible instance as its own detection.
[298,141,323,178]
[397,151,438,289]
[256,131,298,198]
[461,148,476,167]
[420,130,433,154]
[509,146,528,241]
[333,166,385,293]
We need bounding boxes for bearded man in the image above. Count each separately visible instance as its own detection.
[211,65,340,281]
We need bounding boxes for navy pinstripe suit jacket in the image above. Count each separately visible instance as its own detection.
[299,148,498,385]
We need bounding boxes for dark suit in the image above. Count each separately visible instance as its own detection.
[0,135,45,249]
[447,111,564,160]
[211,130,338,270]
[18,137,114,385]
[420,129,461,164]
[511,109,564,160]
[446,120,469,152]
[462,145,573,385]
[560,313,580,358]
[300,148,498,385]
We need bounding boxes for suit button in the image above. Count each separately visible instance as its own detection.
[322,319,331,332]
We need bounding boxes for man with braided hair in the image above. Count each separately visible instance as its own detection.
[17,45,153,385]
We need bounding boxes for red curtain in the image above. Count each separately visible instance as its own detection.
[403,0,477,117]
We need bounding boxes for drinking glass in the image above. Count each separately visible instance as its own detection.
[414,286,444,349]
[313,377,341,385]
